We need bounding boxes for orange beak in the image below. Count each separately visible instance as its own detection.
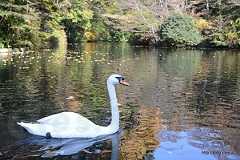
[120,80,129,86]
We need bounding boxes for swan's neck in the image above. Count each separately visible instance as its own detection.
[107,81,119,132]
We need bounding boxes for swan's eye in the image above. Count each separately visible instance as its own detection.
[116,77,123,82]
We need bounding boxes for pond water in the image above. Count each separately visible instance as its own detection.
[0,43,240,160]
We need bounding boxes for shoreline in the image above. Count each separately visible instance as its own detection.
[1,42,240,54]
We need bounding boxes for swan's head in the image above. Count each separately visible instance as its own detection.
[107,74,129,86]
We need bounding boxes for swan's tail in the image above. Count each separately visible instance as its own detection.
[17,122,45,136]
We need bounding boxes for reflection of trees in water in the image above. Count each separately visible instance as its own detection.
[1,44,240,158]
[160,49,202,80]
[0,52,58,118]
[185,51,240,155]
[189,51,240,123]
[0,51,61,145]
[120,107,162,160]
[67,44,109,121]
[191,51,240,108]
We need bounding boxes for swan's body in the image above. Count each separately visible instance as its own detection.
[17,74,128,138]
[18,112,113,138]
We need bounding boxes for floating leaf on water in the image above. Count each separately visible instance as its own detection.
[66,96,74,100]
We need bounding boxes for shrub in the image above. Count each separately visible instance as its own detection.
[159,14,203,46]
[110,31,131,42]
[226,32,238,46]
[84,31,97,42]
[212,18,240,47]
[195,18,210,31]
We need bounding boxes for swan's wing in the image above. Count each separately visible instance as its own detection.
[37,112,64,124]
[18,112,109,138]
[17,121,102,138]
[37,112,96,126]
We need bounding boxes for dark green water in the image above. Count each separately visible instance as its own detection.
[0,43,240,160]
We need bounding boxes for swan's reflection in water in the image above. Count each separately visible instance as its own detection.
[20,131,121,159]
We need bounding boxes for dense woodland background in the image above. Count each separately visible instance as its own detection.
[0,0,240,48]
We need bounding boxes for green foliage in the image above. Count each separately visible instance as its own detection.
[0,40,4,48]
[159,14,203,46]
[212,18,240,47]
[91,20,110,41]
[62,0,115,44]
[109,30,131,42]
[0,0,239,48]
[0,0,61,48]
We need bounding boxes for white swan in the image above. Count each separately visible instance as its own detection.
[17,74,129,138]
